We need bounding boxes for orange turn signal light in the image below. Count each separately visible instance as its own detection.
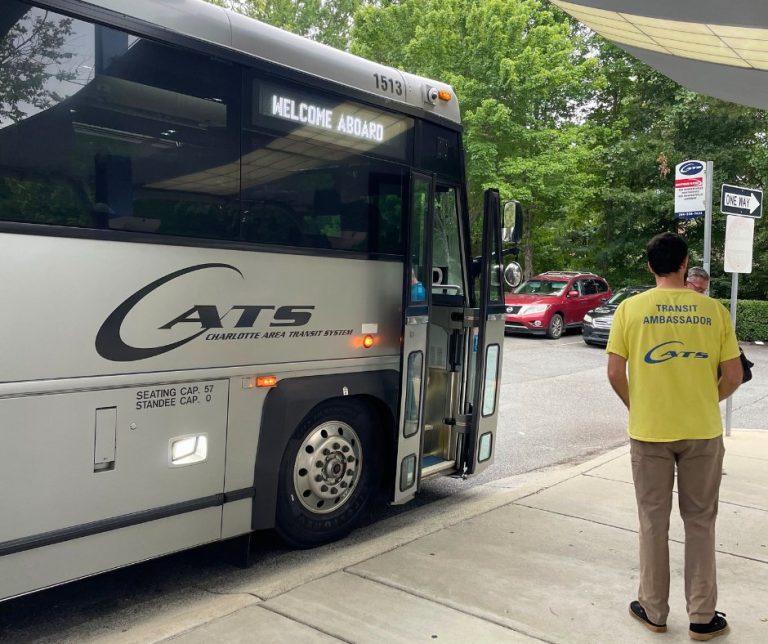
[362,334,375,349]
[437,90,452,102]
[256,375,278,388]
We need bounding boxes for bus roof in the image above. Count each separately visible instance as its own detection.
[78,0,461,124]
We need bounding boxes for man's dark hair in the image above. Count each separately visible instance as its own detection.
[646,232,688,276]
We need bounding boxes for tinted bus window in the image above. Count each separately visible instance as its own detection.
[239,142,406,253]
[0,3,407,254]
[0,3,240,237]
[241,75,410,254]
[414,121,462,181]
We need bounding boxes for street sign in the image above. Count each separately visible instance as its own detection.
[724,215,754,273]
[720,183,763,218]
[674,160,707,219]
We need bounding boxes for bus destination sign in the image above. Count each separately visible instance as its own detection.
[256,81,411,158]
[270,94,386,143]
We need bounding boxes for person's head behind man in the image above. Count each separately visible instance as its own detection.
[686,266,710,294]
[646,232,688,277]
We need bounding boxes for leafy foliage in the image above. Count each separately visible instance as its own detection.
[718,300,768,342]
[204,0,767,300]
[590,42,768,299]
[352,0,604,277]
[0,11,75,123]
[210,0,364,49]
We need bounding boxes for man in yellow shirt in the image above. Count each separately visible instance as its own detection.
[606,232,742,641]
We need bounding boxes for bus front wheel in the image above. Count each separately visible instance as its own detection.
[275,399,380,548]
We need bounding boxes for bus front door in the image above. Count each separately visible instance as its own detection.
[392,173,433,504]
[466,189,506,474]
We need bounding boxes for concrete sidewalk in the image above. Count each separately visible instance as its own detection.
[127,431,768,643]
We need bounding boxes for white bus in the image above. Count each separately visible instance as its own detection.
[0,0,511,601]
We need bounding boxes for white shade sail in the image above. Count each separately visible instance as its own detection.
[552,0,768,109]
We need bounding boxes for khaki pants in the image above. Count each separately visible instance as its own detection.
[630,436,724,625]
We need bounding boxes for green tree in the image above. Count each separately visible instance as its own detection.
[0,9,75,124]
[206,0,768,298]
[207,0,363,49]
[352,0,604,277]
[589,42,768,299]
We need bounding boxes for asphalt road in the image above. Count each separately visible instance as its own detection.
[1,332,765,640]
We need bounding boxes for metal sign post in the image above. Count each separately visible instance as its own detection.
[725,273,738,437]
[704,161,713,275]
[722,212,755,436]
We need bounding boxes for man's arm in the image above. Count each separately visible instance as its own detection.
[718,356,743,401]
[607,352,630,410]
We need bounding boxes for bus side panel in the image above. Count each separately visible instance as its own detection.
[0,508,221,601]
[221,380,272,538]
[0,382,227,549]
[0,234,404,383]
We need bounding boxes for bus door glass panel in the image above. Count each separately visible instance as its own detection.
[467,189,505,475]
[393,173,433,504]
[432,186,465,298]
[426,185,466,462]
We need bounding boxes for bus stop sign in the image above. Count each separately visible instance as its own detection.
[721,184,763,218]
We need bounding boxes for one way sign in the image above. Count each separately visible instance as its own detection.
[721,183,763,218]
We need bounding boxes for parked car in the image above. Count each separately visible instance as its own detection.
[504,271,612,339]
[582,285,652,346]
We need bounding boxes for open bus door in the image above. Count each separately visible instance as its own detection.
[392,173,433,504]
[466,189,506,474]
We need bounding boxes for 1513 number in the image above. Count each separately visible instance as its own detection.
[373,73,403,96]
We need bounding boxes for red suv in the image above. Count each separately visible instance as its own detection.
[504,271,612,339]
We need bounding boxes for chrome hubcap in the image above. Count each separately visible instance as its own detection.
[293,421,362,514]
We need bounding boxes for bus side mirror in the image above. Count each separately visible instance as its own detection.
[504,261,522,288]
[502,200,523,244]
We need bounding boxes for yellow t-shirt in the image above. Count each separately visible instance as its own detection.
[606,287,740,441]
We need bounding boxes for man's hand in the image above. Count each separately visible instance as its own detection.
[718,355,743,401]
[607,352,630,409]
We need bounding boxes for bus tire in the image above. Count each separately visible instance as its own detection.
[275,398,381,548]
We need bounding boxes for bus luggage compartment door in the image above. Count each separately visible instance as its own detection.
[0,379,227,599]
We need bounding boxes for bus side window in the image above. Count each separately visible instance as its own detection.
[0,7,241,239]
[334,200,372,251]
[239,203,305,246]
